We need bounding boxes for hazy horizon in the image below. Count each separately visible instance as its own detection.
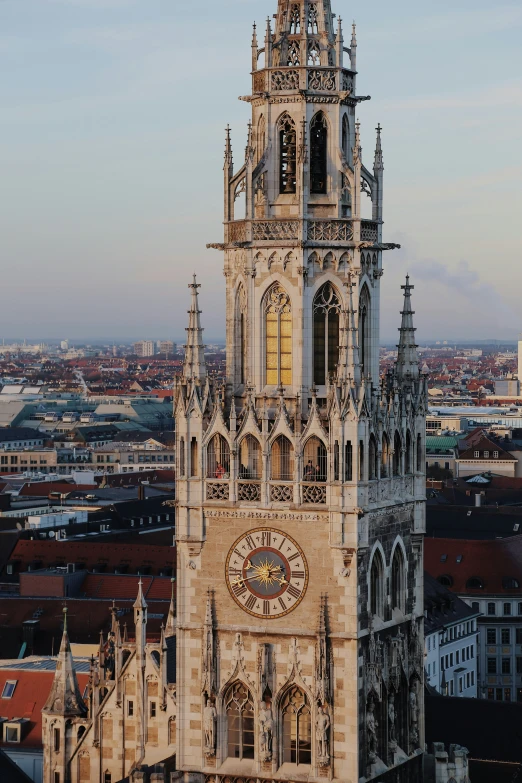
[1,0,521,340]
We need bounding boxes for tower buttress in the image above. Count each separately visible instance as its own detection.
[183,275,207,383]
[134,580,148,765]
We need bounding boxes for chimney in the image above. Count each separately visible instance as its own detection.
[475,493,481,507]
[138,483,145,501]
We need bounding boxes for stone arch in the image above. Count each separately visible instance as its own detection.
[369,544,386,619]
[359,283,371,376]
[390,538,407,614]
[277,112,297,194]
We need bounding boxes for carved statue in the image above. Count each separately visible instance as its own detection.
[388,693,397,748]
[316,704,330,766]
[409,682,419,747]
[259,702,274,761]
[366,699,378,763]
[203,698,217,755]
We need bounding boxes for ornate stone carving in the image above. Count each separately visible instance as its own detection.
[237,481,261,502]
[203,697,217,757]
[302,483,326,504]
[308,69,336,91]
[308,219,354,242]
[271,69,300,91]
[228,221,247,243]
[204,509,328,522]
[259,703,274,761]
[366,696,378,763]
[201,591,216,699]
[270,483,293,502]
[360,221,379,242]
[206,482,229,500]
[316,704,331,767]
[409,681,419,748]
[388,692,397,751]
[315,596,330,704]
[341,71,353,93]
[252,220,299,241]
[253,70,266,92]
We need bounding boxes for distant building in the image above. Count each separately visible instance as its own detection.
[455,434,517,477]
[60,340,68,351]
[133,340,155,357]
[424,573,480,698]
[494,378,519,396]
[157,340,175,355]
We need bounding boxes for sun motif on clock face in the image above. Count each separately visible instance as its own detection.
[225,528,308,618]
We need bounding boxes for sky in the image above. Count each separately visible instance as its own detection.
[1,0,521,343]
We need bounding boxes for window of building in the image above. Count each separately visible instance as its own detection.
[391,546,406,613]
[341,114,349,157]
[127,701,134,717]
[313,283,340,385]
[190,437,198,477]
[238,435,261,480]
[516,629,522,645]
[1,681,17,699]
[405,431,412,474]
[437,575,453,587]
[368,434,377,480]
[440,656,444,672]
[417,433,423,472]
[433,660,437,675]
[466,577,484,590]
[265,284,292,386]
[333,440,339,481]
[427,663,431,676]
[282,686,312,765]
[494,451,499,458]
[279,114,297,194]
[487,688,494,700]
[456,650,460,664]
[206,434,230,479]
[496,688,503,701]
[466,673,470,688]
[5,724,20,743]
[488,603,496,616]
[450,653,454,666]
[471,644,474,658]
[359,440,364,481]
[370,550,385,618]
[344,441,353,481]
[503,578,520,589]
[487,629,497,645]
[381,434,390,478]
[502,658,511,674]
[474,451,479,458]
[449,681,454,696]
[502,628,511,645]
[104,773,111,783]
[393,431,402,476]
[54,773,60,783]
[504,603,512,616]
[271,435,294,481]
[54,728,60,752]
[150,701,156,718]
[484,451,489,458]
[505,688,511,702]
[516,657,522,675]
[459,677,463,693]
[487,658,497,674]
[225,682,254,760]
[518,603,522,616]
[471,671,475,686]
[302,436,327,482]
[310,112,327,194]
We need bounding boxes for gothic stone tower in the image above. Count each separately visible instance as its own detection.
[175,1,427,782]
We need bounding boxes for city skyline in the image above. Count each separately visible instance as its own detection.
[1,0,521,340]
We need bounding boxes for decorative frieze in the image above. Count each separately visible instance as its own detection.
[308,219,353,241]
[308,69,336,91]
[271,69,300,91]
[252,220,300,241]
[204,509,328,522]
[227,221,247,243]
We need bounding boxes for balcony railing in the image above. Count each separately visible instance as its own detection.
[301,483,327,504]
[237,481,261,502]
[226,219,378,245]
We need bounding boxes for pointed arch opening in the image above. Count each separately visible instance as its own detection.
[370,549,385,618]
[271,435,294,481]
[416,433,423,473]
[239,434,261,480]
[391,545,406,614]
[308,3,318,33]
[359,284,370,376]
[381,434,390,478]
[345,440,353,481]
[179,437,185,478]
[405,430,412,475]
[281,685,312,765]
[369,434,378,480]
[265,284,292,386]
[310,112,327,194]
[257,115,266,163]
[235,284,247,386]
[289,4,301,34]
[342,114,349,157]
[313,282,340,385]
[278,114,297,194]
[303,436,327,482]
[206,434,230,479]
[393,431,402,476]
[308,39,321,66]
[225,681,255,760]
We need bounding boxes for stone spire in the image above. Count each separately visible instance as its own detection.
[183,275,207,383]
[43,608,87,716]
[374,123,383,172]
[165,578,176,638]
[395,276,419,382]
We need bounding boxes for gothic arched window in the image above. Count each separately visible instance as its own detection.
[226,681,255,760]
[310,113,327,194]
[303,436,327,482]
[282,686,312,765]
[393,431,402,476]
[179,437,185,477]
[359,285,370,376]
[308,3,318,33]
[345,440,353,481]
[308,39,320,65]
[370,550,385,618]
[279,114,297,194]
[206,434,230,479]
[289,4,301,34]
[416,433,423,473]
[271,435,294,481]
[381,434,390,478]
[265,284,292,386]
[235,285,247,385]
[405,431,412,474]
[391,546,406,613]
[239,435,261,480]
[257,115,266,163]
[342,114,349,157]
[313,283,340,385]
[369,434,378,480]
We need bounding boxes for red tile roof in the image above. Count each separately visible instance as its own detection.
[0,669,88,748]
[81,574,173,600]
[424,537,522,594]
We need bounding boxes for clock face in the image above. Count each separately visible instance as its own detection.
[225,528,308,618]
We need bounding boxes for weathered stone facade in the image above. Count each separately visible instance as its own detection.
[175,2,427,782]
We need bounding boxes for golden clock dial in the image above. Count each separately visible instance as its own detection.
[225,528,308,618]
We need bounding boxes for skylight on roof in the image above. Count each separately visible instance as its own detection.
[440,555,447,562]
[1,680,17,699]
[456,555,463,563]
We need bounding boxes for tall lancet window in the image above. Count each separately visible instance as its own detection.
[310,113,327,193]
[313,283,340,385]
[279,114,297,194]
[282,686,312,765]
[342,114,349,158]
[226,682,255,760]
[359,284,370,376]
[235,284,247,385]
[289,4,300,34]
[265,284,292,386]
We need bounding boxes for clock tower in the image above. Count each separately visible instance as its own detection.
[174,1,427,782]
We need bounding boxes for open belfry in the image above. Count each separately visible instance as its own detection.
[175,0,428,781]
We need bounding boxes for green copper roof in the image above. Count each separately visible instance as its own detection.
[425,435,459,451]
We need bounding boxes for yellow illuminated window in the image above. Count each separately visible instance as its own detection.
[265,285,292,386]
